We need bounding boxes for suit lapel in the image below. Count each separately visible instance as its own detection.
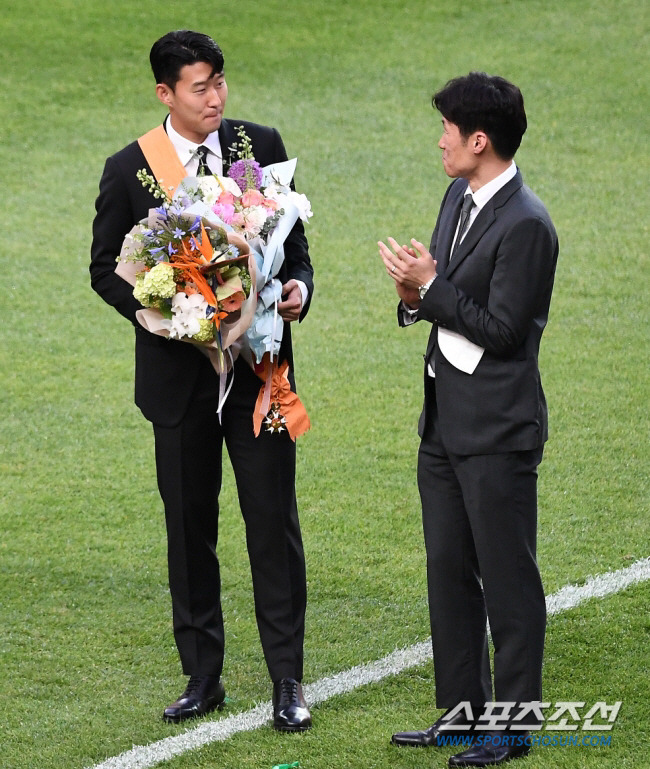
[218,119,237,173]
[445,206,495,278]
[435,183,465,277]
[444,172,523,279]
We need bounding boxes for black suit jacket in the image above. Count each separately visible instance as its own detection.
[410,170,558,455]
[90,118,314,427]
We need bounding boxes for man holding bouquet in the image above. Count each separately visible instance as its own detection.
[90,29,313,730]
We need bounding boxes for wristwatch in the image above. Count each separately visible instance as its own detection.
[418,276,435,300]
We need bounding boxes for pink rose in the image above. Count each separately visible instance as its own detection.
[212,202,235,224]
[217,190,235,205]
[263,197,279,212]
[241,189,264,207]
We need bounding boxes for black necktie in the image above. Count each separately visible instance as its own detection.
[451,194,475,258]
[196,145,213,176]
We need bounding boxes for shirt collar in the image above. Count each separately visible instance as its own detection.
[164,115,223,169]
[465,160,517,211]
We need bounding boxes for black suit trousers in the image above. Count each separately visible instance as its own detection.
[417,376,546,708]
[152,355,306,682]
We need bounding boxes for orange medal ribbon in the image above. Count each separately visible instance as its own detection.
[253,357,310,441]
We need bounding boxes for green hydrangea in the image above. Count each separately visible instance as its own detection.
[142,262,176,299]
[133,272,153,306]
[191,318,215,342]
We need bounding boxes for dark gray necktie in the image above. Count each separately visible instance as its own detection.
[196,145,213,176]
[451,194,475,258]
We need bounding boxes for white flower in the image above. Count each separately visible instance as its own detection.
[243,206,269,237]
[288,191,313,222]
[267,188,312,222]
[165,292,209,339]
[264,182,289,200]
[196,176,223,206]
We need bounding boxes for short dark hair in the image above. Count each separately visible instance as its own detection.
[433,72,527,160]
[149,30,224,89]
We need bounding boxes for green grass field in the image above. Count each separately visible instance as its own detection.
[1,1,648,768]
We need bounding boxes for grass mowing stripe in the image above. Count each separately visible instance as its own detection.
[87,557,650,769]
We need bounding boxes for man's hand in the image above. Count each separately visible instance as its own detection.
[378,237,437,290]
[277,279,303,322]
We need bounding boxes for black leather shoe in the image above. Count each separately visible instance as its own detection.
[448,733,531,766]
[272,677,312,732]
[163,675,226,723]
[391,707,481,747]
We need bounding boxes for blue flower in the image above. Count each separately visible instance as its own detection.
[167,242,177,255]
[172,227,186,238]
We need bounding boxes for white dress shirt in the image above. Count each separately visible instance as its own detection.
[460,160,517,235]
[165,116,223,176]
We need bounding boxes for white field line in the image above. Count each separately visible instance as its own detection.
[88,556,650,769]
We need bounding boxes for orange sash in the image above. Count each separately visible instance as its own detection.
[138,125,187,197]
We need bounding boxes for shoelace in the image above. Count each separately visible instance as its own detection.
[185,675,207,695]
[279,678,298,701]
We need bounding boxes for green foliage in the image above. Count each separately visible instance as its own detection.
[229,124,256,161]
[1,0,648,768]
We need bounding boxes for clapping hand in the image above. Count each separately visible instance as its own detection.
[378,237,437,308]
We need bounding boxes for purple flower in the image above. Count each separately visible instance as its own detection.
[228,158,263,193]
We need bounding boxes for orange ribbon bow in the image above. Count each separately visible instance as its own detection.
[253,358,310,441]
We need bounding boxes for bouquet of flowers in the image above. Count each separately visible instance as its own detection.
[115,125,312,437]
[117,204,256,376]
[188,125,313,365]
[124,202,252,330]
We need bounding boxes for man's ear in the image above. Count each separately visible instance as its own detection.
[472,131,488,155]
[155,83,173,108]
